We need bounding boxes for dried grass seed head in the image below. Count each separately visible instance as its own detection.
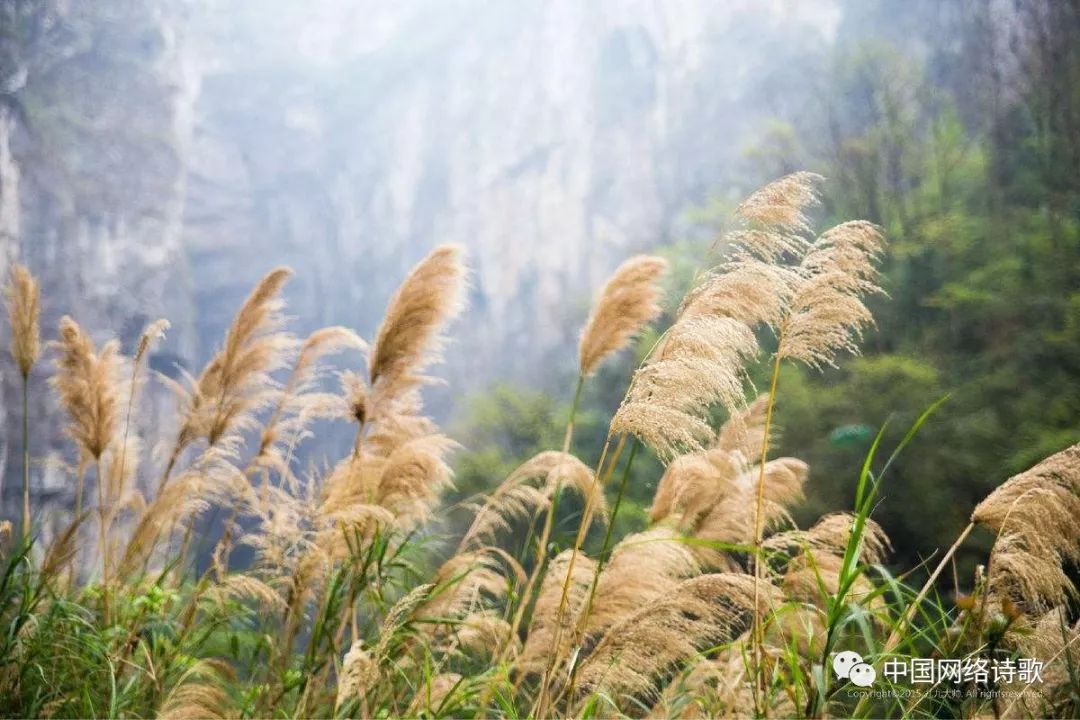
[586,526,702,635]
[460,450,598,549]
[368,244,466,419]
[578,255,668,376]
[517,549,598,676]
[577,573,771,704]
[734,171,823,236]
[778,222,885,369]
[612,316,757,460]
[6,263,41,378]
[53,316,124,460]
[177,267,296,449]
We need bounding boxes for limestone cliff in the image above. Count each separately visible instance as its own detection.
[0,0,834,512]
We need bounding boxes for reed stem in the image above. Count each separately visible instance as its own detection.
[852,521,974,719]
[534,430,627,717]
[497,375,585,705]
[563,437,640,703]
[751,346,783,717]
[887,521,973,653]
[20,376,29,537]
[96,457,110,624]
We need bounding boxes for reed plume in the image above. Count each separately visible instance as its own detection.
[576,573,768,704]
[456,610,518,657]
[162,267,294,488]
[52,316,126,585]
[203,573,285,611]
[369,433,457,527]
[781,542,882,608]
[653,651,755,719]
[459,451,599,550]
[1003,607,1080,717]
[765,511,891,566]
[692,457,807,555]
[714,394,770,461]
[777,221,885,369]
[5,263,41,536]
[252,326,366,478]
[314,245,467,547]
[647,402,806,570]
[611,316,758,460]
[53,316,123,462]
[583,526,701,636]
[120,452,244,577]
[339,370,368,425]
[578,255,668,376]
[646,398,783,564]
[6,263,40,379]
[373,582,435,660]
[110,319,168,548]
[368,244,466,421]
[157,659,234,720]
[516,256,661,691]
[419,551,508,621]
[611,172,825,461]
[972,442,1080,610]
[408,672,465,716]
[734,171,823,235]
[650,447,748,531]
[517,549,598,676]
[336,639,376,713]
[40,510,89,581]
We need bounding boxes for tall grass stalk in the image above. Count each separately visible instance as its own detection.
[4,177,1077,720]
[489,374,585,712]
[750,345,783,715]
[20,377,29,537]
[533,430,622,690]
[562,436,640,702]
[95,458,109,622]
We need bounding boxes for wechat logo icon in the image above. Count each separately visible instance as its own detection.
[833,651,876,688]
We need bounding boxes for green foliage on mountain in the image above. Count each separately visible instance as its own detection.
[455,1,1080,574]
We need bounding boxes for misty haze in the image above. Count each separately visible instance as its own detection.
[0,1,1077,718]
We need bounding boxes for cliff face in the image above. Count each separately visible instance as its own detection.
[179,0,834,388]
[0,0,834,510]
[0,1,196,515]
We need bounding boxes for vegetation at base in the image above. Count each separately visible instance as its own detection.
[1,170,1077,719]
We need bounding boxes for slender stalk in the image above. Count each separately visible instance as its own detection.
[115,351,143,511]
[352,420,366,460]
[534,375,586,559]
[543,431,621,655]
[156,444,182,496]
[562,438,640,705]
[74,459,86,521]
[340,428,367,656]
[20,376,29,537]
[534,431,627,718]
[885,521,973,653]
[575,439,639,632]
[68,458,87,594]
[851,521,974,719]
[177,517,196,581]
[489,375,586,709]
[96,457,110,624]
[751,347,784,717]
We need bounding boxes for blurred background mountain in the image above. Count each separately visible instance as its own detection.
[0,0,1077,572]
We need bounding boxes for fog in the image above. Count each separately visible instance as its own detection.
[4,0,1059,572]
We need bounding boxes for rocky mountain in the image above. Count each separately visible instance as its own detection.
[0,0,837,513]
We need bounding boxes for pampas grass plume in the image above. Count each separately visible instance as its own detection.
[578,255,668,376]
[5,263,40,378]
